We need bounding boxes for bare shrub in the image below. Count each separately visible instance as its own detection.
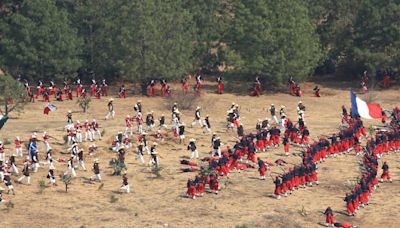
[163,93,200,111]
[38,179,46,194]
[77,96,92,113]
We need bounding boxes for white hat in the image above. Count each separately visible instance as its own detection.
[85,119,89,122]
[93,119,96,122]
[43,131,47,135]
[151,110,154,113]
[298,101,302,104]
[16,136,20,140]
[0,186,5,191]
[157,130,161,133]
[232,102,235,105]
[206,114,209,117]
[271,104,274,106]
[94,158,99,163]
[196,106,201,110]
[141,132,147,135]
[181,122,185,126]
[68,110,72,113]
[109,98,114,101]
[77,120,80,124]
[281,105,285,108]
[0,141,3,144]
[138,100,142,102]
[153,142,158,146]
[127,115,130,118]
[189,138,196,142]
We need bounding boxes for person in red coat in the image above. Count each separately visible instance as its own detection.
[313,86,321,97]
[381,111,387,124]
[274,176,282,199]
[283,137,290,156]
[334,222,357,228]
[186,179,197,199]
[181,78,189,94]
[380,161,392,183]
[288,76,295,95]
[217,76,223,94]
[257,157,267,180]
[90,79,97,96]
[101,79,108,96]
[194,175,204,196]
[209,174,219,194]
[344,193,355,216]
[324,207,334,227]
[294,84,302,97]
[252,77,262,96]
[76,79,83,97]
[148,80,156,96]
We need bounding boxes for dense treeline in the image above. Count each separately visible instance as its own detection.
[0,0,399,83]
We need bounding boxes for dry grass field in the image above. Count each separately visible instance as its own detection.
[0,81,399,228]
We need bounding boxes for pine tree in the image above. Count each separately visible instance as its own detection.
[0,0,82,80]
[70,0,195,82]
[223,0,323,84]
[351,0,400,73]
[183,0,230,73]
[0,75,26,116]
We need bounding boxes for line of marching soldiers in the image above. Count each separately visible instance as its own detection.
[273,118,367,199]
[21,78,111,103]
[324,113,400,227]
[274,114,376,200]
[342,130,399,218]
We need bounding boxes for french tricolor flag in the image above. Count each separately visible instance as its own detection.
[351,91,382,119]
[43,103,57,115]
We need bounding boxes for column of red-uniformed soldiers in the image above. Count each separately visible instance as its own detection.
[324,108,400,227]
[341,128,399,215]
[22,78,110,103]
[273,114,368,199]
[20,68,398,103]
[21,75,209,102]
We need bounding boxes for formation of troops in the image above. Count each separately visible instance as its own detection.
[1,74,399,227]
